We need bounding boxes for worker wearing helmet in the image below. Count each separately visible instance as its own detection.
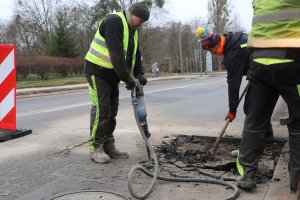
[236,0,300,193]
[85,1,151,164]
[195,27,277,131]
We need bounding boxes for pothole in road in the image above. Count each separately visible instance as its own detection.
[145,135,286,184]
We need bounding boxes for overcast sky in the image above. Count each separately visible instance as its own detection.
[165,0,252,30]
[0,0,253,30]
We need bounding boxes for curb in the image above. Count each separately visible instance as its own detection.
[264,142,290,199]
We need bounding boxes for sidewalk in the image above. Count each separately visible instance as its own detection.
[2,73,293,199]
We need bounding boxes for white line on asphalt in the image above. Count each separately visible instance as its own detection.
[17,102,91,117]
[17,79,225,117]
[144,79,225,94]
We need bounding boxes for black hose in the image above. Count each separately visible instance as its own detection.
[128,87,240,200]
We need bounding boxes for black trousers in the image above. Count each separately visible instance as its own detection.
[238,59,300,192]
[86,74,119,152]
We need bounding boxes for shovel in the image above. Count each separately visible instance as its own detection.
[211,82,250,155]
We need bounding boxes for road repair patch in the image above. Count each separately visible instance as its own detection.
[145,135,286,184]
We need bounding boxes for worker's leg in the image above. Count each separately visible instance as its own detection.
[265,92,279,140]
[237,61,279,189]
[107,84,119,140]
[244,83,279,141]
[275,61,300,192]
[87,75,111,163]
[104,84,129,159]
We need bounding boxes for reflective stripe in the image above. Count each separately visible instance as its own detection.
[88,45,127,63]
[297,84,300,97]
[0,49,14,84]
[240,43,247,48]
[253,10,300,24]
[253,58,294,65]
[248,38,300,48]
[93,37,107,48]
[88,75,99,153]
[236,155,244,176]
[89,47,111,62]
[0,89,14,121]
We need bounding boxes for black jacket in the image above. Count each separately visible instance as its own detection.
[85,11,144,86]
[223,32,249,113]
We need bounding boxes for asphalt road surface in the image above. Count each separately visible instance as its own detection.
[16,73,246,137]
[0,73,287,200]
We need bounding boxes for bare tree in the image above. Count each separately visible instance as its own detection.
[207,0,233,71]
[227,12,245,32]
[14,0,62,55]
[66,3,98,58]
[91,0,165,25]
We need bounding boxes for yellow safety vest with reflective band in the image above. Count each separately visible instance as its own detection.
[248,0,300,48]
[85,12,139,74]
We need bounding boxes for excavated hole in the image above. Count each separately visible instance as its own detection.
[148,135,286,184]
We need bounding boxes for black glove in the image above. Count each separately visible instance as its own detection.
[137,75,147,86]
[125,77,136,90]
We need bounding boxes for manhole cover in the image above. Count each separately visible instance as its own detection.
[51,191,128,200]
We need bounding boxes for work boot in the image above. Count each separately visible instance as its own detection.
[104,142,129,159]
[91,144,110,164]
[140,121,151,139]
[231,149,239,157]
[237,177,257,190]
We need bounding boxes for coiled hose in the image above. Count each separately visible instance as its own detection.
[128,85,240,200]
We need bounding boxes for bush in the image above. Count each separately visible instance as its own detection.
[16,56,84,80]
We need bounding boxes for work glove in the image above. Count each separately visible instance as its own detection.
[225,112,236,122]
[136,75,147,86]
[125,77,136,90]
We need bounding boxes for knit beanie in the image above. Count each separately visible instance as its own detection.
[129,1,150,21]
[195,27,221,50]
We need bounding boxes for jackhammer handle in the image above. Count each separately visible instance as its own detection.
[211,118,231,154]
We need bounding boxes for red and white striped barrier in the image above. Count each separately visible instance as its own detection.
[0,44,16,131]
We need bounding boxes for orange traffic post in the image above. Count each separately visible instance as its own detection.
[0,44,32,142]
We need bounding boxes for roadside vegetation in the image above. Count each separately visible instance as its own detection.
[1,0,247,88]
[16,77,87,89]
[16,72,176,89]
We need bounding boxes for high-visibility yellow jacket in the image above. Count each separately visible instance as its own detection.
[85,12,139,74]
[248,0,300,48]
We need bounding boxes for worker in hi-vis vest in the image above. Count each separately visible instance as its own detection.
[84,1,151,164]
[236,0,300,193]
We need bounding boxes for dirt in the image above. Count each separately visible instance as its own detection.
[146,135,286,184]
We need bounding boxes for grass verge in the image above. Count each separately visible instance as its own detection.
[17,77,87,89]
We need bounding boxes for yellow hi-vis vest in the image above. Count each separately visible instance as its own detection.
[85,12,139,74]
[248,0,300,48]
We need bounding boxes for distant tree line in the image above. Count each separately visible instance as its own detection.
[0,0,246,80]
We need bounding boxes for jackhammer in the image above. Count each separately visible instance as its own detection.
[128,80,240,200]
[131,80,152,160]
